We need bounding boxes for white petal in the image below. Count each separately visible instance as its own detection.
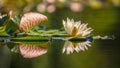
[63,20,71,35]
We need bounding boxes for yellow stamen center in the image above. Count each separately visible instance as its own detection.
[71,27,78,36]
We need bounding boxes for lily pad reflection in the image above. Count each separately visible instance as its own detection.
[62,40,92,54]
[8,42,48,58]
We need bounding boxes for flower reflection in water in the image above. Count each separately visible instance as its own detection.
[19,44,48,58]
[9,42,48,58]
[62,41,92,54]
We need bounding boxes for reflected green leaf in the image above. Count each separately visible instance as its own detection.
[10,41,49,47]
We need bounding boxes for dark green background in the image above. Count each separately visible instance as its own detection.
[0,1,120,68]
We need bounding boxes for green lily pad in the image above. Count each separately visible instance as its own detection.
[0,31,10,37]
[10,36,49,41]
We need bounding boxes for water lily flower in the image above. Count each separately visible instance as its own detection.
[37,3,46,13]
[70,2,83,12]
[17,12,48,33]
[46,0,55,4]
[19,44,47,58]
[47,4,56,13]
[62,41,91,54]
[63,18,93,37]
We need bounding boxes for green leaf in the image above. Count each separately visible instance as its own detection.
[10,36,49,41]
[0,31,10,37]
[5,15,21,35]
[0,14,10,26]
[0,14,10,32]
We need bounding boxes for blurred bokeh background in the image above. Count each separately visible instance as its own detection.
[0,0,120,68]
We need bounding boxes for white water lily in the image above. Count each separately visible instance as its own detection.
[63,18,93,37]
[62,41,91,54]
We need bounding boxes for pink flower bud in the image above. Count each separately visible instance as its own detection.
[17,12,48,32]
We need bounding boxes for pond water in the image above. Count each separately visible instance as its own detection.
[0,6,120,68]
[0,38,120,68]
